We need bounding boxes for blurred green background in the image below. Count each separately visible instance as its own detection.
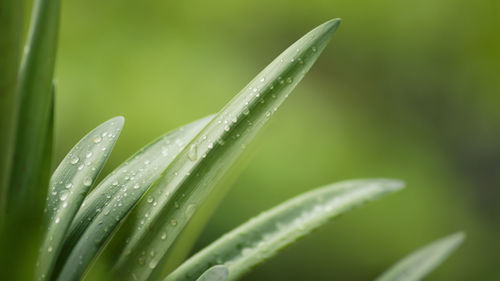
[49,0,499,280]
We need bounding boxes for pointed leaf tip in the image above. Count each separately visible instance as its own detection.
[381,179,406,192]
[323,18,342,32]
[113,19,342,281]
[441,231,466,249]
[36,116,125,281]
[108,116,125,126]
[374,231,465,281]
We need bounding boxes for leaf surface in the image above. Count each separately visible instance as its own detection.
[54,116,213,281]
[36,117,124,281]
[165,179,404,281]
[112,18,341,281]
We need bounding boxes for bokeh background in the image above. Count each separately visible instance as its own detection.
[50,0,499,280]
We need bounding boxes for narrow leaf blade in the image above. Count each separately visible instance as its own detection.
[36,117,124,281]
[373,232,465,281]
[54,116,213,281]
[0,0,23,227]
[113,18,341,281]
[165,179,404,281]
[9,0,60,214]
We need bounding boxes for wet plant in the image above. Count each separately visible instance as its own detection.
[0,0,464,280]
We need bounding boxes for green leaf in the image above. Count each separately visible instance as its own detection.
[112,18,341,281]
[164,179,404,281]
[36,117,124,281]
[0,0,23,227]
[196,266,228,281]
[373,232,465,281]
[8,0,61,215]
[54,116,213,281]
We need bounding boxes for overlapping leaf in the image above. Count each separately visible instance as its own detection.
[36,117,124,281]
[54,116,213,281]
[112,18,341,281]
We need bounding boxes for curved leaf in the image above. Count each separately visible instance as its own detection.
[196,265,228,281]
[54,116,213,281]
[112,18,341,281]
[373,232,465,281]
[165,179,404,281]
[36,116,124,281]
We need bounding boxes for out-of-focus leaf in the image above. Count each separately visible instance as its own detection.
[8,0,60,215]
[165,179,404,281]
[35,117,124,281]
[111,18,341,281]
[0,0,23,227]
[373,232,465,281]
[54,116,213,281]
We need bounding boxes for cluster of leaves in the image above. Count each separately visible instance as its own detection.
[0,0,464,281]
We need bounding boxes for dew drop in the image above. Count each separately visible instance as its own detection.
[170,219,177,226]
[133,184,140,189]
[148,260,157,269]
[60,190,69,201]
[83,177,92,187]
[312,46,317,52]
[70,156,79,165]
[187,144,198,161]
[65,182,73,189]
[55,217,60,224]
[93,136,102,143]
[185,204,196,217]
[48,246,53,252]
[286,77,293,84]
[86,151,93,159]
[161,232,167,240]
[147,196,154,203]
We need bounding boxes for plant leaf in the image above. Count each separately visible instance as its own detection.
[0,0,23,227]
[164,179,404,281]
[54,116,213,281]
[36,116,124,281]
[8,0,60,216]
[196,265,228,281]
[373,232,465,281]
[112,18,341,281]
